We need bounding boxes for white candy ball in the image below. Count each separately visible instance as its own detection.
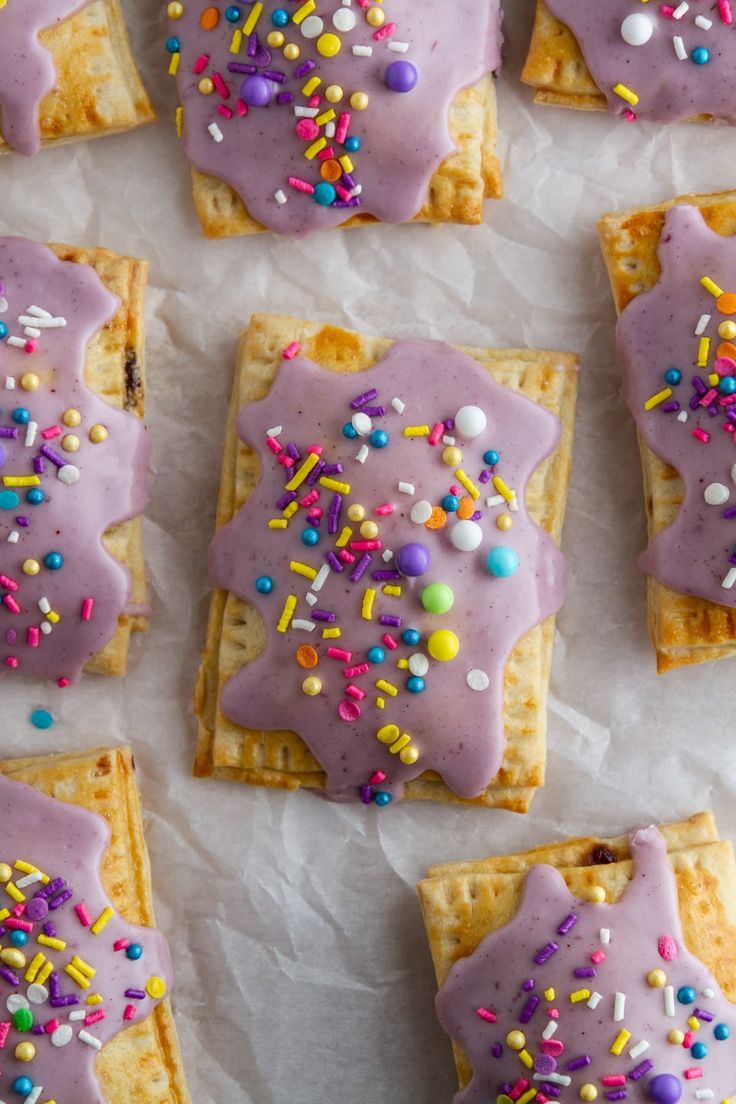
[704,482,730,506]
[6,994,28,1014]
[27,984,48,1005]
[454,405,487,439]
[351,412,372,436]
[333,8,356,31]
[58,464,80,485]
[410,500,433,525]
[408,653,429,677]
[301,15,324,37]
[621,13,653,46]
[451,519,483,552]
[51,1025,73,1048]
[467,668,490,692]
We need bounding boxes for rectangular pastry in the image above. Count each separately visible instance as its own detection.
[419,811,736,1102]
[0,744,190,1103]
[0,1,155,157]
[194,313,578,809]
[166,1,504,237]
[0,238,150,683]
[522,1,735,123]
[599,190,736,672]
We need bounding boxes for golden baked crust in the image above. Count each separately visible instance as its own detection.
[0,746,190,1104]
[190,74,502,237]
[598,189,736,672]
[48,242,149,676]
[0,0,154,154]
[193,313,579,808]
[418,813,736,1092]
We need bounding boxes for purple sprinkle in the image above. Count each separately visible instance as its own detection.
[499,1085,513,1096]
[350,553,372,583]
[48,888,73,910]
[5,630,15,645]
[294,60,315,78]
[40,444,65,468]
[15,516,29,527]
[491,1043,503,1059]
[362,406,386,417]
[557,913,578,935]
[327,493,341,535]
[247,31,258,57]
[689,395,701,411]
[729,554,736,564]
[379,615,402,627]
[325,552,344,573]
[350,388,379,410]
[0,428,19,439]
[574,967,596,978]
[43,921,57,938]
[606,1093,627,1102]
[311,609,336,623]
[0,969,19,986]
[727,407,736,423]
[445,418,455,430]
[522,978,535,991]
[359,785,373,804]
[33,457,44,475]
[49,972,60,998]
[263,69,286,83]
[478,469,491,484]
[342,172,356,190]
[286,442,300,461]
[276,91,294,104]
[124,988,146,1000]
[471,511,483,522]
[538,1085,561,1098]
[566,1055,592,1071]
[332,200,353,208]
[372,571,401,581]
[692,375,707,395]
[227,62,252,73]
[50,995,78,1008]
[31,1024,44,1035]
[277,491,298,510]
[306,459,325,486]
[38,877,65,899]
[519,995,539,1024]
[708,402,719,417]
[347,197,362,207]
[321,463,344,476]
[661,400,680,412]
[694,1007,714,1022]
[628,1059,654,1081]
[534,941,558,966]
[306,516,320,529]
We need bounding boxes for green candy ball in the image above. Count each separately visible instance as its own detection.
[421,582,455,615]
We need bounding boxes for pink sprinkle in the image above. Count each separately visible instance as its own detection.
[41,425,61,440]
[75,903,92,927]
[381,634,399,650]
[537,1096,550,1104]
[27,627,39,648]
[277,454,294,468]
[476,1008,497,1023]
[123,1004,136,1021]
[306,445,323,455]
[194,53,209,74]
[374,503,393,515]
[450,484,461,495]
[343,663,369,678]
[24,340,37,354]
[217,104,234,119]
[0,575,18,591]
[236,99,248,117]
[266,436,282,454]
[548,1008,559,1019]
[5,918,31,932]
[84,1009,106,1026]
[308,94,320,108]
[369,770,386,785]
[719,0,733,23]
[657,934,678,961]
[334,185,352,202]
[288,177,314,195]
[3,594,20,615]
[684,1068,703,1080]
[428,422,445,446]
[81,597,95,622]
[509,1081,529,1102]
[699,387,719,407]
[338,549,356,564]
[113,938,129,951]
[283,341,301,359]
[602,1076,626,1087]
[57,677,70,688]
[300,490,320,507]
[660,4,675,15]
[307,508,323,520]
[683,1030,694,1048]
[0,1022,9,1048]
[4,657,18,669]
[373,20,396,40]
[317,146,335,161]
[541,1039,564,1057]
[336,112,351,144]
[326,647,352,662]
[692,428,710,443]
[44,1019,60,1034]
[212,71,230,98]
[338,699,361,722]
[590,950,606,964]
[345,684,365,701]
[350,539,381,551]
[11,904,24,918]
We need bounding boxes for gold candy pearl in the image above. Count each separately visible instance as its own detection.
[719,320,736,340]
[198,77,215,95]
[1,947,25,969]
[62,408,81,427]
[360,520,378,539]
[22,560,40,577]
[366,7,385,26]
[267,30,285,47]
[167,1,184,16]
[20,373,39,392]
[325,84,343,103]
[506,1030,525,1051]
[588,885,606,903]
[580,1087,598,1103]
[62,434,80,453]
[442,445,462,467]
[347,504,365,522]
[15,1042,35,1063]
[283,43,300,60]
[89,424,108,444]
[668,1028,685,1045]
[496,513,512,531]
[302,676,322,696]
[647,968,666,988]
[350,91,369,111]
[0,864,11,883]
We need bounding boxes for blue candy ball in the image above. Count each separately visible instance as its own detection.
[225,5,242,21]
[301,528,320,547]
[367,646,385,664]
[10,931,27,947]
[0,490,19,511]
[691,1042,707,1060]
[720,375,736,395]
[344,136,361,152]
[715,1023,730,1040]
[374,791,392,807]
[402,628,421,646]
[165,36,180,52]
[44,552,63,571]
[12,408,30,425]
[370,429,388,448]
[126,943,143,961]
[30,710,53,731]
[12,1079,33,1097]
[342,422,358,439]
[271,7,289,25]
[483,449,500,466]
[664,367,681,386]
[406,676,425,694]
[0,323,7,339]
[26,488,44,506]
[677,986,696,1005]
[442,494,460,513]
[692,46,710,64]
[485,546,520,578]
[313,182,336,207]
[255,575,273,594]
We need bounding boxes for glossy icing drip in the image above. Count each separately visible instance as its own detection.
[0,239,149,683]
[545,0,736,123]
[209,339,566,804]
[0,769,171,1103]
[618,205,736,606]
[436,826,736,1104]
[0,3,89,156]
[167,0,503,236]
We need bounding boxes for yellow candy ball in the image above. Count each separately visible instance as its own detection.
[267,30,285,47]
[198,77,215,95]
[20,373,39,392]
[427,630,460,662]
[317,32,341,57]
[442,446,463,467]
[1,948,25,969]
[366,7,386,26]
[588,885,606,903]
[167,1,184,16]
[15,1042,35,1062]
[146,976,167,1000]
[719,320,736,340]
[326,84,344,103]
[22,560,40,577]
[668,1029,685,1045]
[0,864,11,883]
[580,1086,598,1102]
[399,745,419,765]
[89,424,108,444]
[350,91,369,111]
[283,43,300,60]
[62,408,82,427]
[360,520,378,539]
[647,968,666,988]
[506,1030,526,1051]
[496,513,513,531]
[347,504,366,522]
[62,434,80,453]
[302,676,322,696]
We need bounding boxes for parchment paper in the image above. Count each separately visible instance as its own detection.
[2,3,736,1101]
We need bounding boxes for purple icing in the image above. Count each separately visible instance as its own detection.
[545,0,736,123]
[617,206,736,606]
[170,2,503,236]
[208,339,566,803]
[436,826,736,1103]
[0,3,89,155]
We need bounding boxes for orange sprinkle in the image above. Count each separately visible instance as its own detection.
[320,159,342,182]
[457,496,475,520]
[717,341,736,359]
[199,5,220,28]
[717,292,736,315]
[425,506,447,531]
[296,645,319,669]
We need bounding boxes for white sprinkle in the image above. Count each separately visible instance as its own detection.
[25,1087,43,1104]
[23,326,41,339]
[672,0,689,16]
[69,1010,87,1021]
[27,305,52,319]
[486,495,505,508]
[291,619,316,632]
[703,988,715,999]
[78,1029,102,1050]
[587,992,602,1009]
[408,653,429,677]
[6,531,18,544]
[7,337,25,348]
[58,465,80,486]
[695,1093,714,1101]
[388,40,409,52]
[294,106,319,117]
[508,495,519,513]
[355,444,369,464]
[628,1039,650,1059]
[274,190,287,206]
[18,314,65,329]
[542,1019,558,1040]
[38,597,51,614]
[466,668,490,692]
[352,44,372,56]
[350,184,362,197]
[391,397,405,414]
[51,1025,73,1048]
[325,121,336,138]
[721,567,736,590]
[305,592,317,606]
[695,15,712,28]
[311,565,330,592]
[40,622,52,635]
[534,1074,571,1087]
[15,872,42,888]
[208,122,224,143]
[664,985,676,1017]
[266,426,282,438]
[4,377,15,390]
[442,435,456,446]
[673,35,688,60]
[410,500,432,525]
[677,410,688,423]
[24,421,37,447]
[614,992,626,1022]
[398,481,415,495]
[600,928,610,945]
[695,313,711,335]
[26,983,48,1004]
[382,549,393,562]
[731,463,736,485]
[351,411,372,436]
[0,297,7,313]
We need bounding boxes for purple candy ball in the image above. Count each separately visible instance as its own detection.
[241,74,272,106]
[648,1075,682,1104]
[26,898,48,922]
[385,60,418,93]
[396,542,431,577]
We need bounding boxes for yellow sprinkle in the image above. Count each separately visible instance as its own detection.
[37,935,66,951]
[86,993,103,1005]
[376,696,385,709]
[316,109,336,126]
[396,658,409,670]
[168,51,181,75]
[72,955,96,979]
[291,0,315,23]
[286,452,320,491]
[701,276,724,298]
[570,989,590,1004]
[64,964,90,990]
[383,585,401,597]
[688,1016,701,1031]
[319,476,351,495]
[518,1049,534,1070]
[90,907,114,936]
[282,501,299,519]
[709,373,720,387]
[15,861,48,883]
[361,587,376,620]
[644,387,672,411]
[229,28,243,53]
[377,723,400,745]
[2,476,40,488]
[304,135,327,159]
[5,883,24,903]
[175,106,183,138]
[613,82,639,106]
[457,469,481,500]
[46,610,60,624]
[698,336,711,367]
[268,518,288,529]
[25,954,45,983]
[339,154,354,173]
[290,561,318,581]
[544,987,555,1001]
[302,76,322,97]
[277,595,298,633]
[403,425,430,437]
[375,679,398,697]
[336,526,352,548]
[518,1092,537,1104]
[389,732,411,754]
[36,961,54,986]
[243,0,263,35]
[0,910,9,923]
[146,975,167,1000]
[610,1028,631,1056]
[322,627,341,638]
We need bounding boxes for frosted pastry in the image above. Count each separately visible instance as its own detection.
[599,190,736,672]
[418,812,736,1102]
[0,1,154,157]
[522,1,736,122]
[0,238,150,683]
[165,0,504,237]
[194,314,578,808]
[0,744,190,1104]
